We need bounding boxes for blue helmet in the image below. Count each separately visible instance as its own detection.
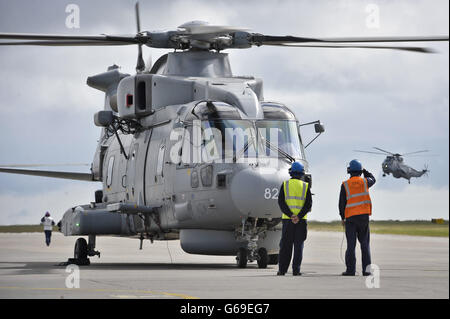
[290,161,305,175]
[347,159,363,173]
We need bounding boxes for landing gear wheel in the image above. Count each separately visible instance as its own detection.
[257,248,268,269]
[268,254,279,265]
[74,238,88,260]
[236,248,248,268]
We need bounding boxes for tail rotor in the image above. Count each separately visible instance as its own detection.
[423,164,430,177]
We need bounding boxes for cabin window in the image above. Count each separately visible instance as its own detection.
[191,170,199,188]
[156,144,165,177]
[106,156,115,187]
[200,165,213,187]
[217,173,226,188]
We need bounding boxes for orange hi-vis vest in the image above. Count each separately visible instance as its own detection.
[342,176,372,219]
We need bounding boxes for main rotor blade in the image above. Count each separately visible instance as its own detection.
[264,43,435,53]
[135,2,142,33]
[0,40,134,46]
[135,2,145,73]
[0,163,90,167]
[0,32,139,42]
[251,34,449,44]
[373,147,395,155]
[354,150,388,155]
[401,150,430,156]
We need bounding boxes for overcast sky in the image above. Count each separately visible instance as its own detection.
[0,0,448,224]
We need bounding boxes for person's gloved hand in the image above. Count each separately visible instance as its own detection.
[362,169,370,177]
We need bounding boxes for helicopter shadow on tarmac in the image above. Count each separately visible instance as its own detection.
[0,261,360,281]
[0,261,241,274]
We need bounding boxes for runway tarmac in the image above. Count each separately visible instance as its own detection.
[0,231,448,299]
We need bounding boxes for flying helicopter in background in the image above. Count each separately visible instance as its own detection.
[0,3,448,268]
[355,147,430,183]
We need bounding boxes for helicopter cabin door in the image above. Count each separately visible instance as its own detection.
[145,128,167,207]
[125,142,139,202]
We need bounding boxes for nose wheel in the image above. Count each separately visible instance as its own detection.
[235,217,272,268]
[235,247,269,269]
[236,247,248,268]
[256,247,268,269]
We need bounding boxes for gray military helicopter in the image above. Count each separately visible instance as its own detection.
[355,147,430,183]
[0,4,448,267]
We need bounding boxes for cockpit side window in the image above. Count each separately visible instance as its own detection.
[261,103,296,120]
[188,101,242,121]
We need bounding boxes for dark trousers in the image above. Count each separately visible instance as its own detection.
[345,215,371,274]
[278,219,307,274]
[44,230,52,246]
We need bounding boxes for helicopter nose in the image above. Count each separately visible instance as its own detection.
[230,167,290,219]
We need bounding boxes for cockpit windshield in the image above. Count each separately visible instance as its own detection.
[201,119,304,162]
[256,120,303,159]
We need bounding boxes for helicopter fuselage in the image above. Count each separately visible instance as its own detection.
[59,51,314,257]
[382,155,427,181]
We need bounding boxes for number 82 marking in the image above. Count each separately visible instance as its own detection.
[264,188,279,200]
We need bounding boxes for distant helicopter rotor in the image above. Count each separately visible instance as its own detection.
[401,150,430,156]
[354,149,389,156]
[372,147,396,155]
[355,147,430,158]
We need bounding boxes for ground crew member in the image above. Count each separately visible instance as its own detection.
[40,212,55,246]
[339,159,376,276]
[277,161,312,276]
